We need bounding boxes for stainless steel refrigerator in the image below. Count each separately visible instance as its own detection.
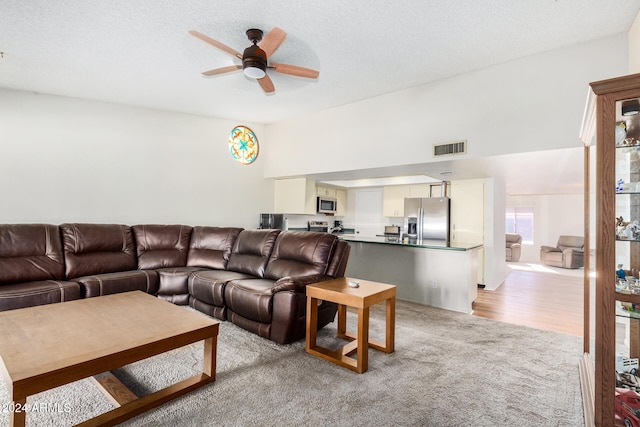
[403,197,450,242]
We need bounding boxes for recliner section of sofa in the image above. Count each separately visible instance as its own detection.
[173,226,246,311]
[224,231,344,343]
[188,229,278,320]
[0,224,81,311]
[0,223,350,344]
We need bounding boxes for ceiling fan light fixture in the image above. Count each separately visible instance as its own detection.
[242,44,267,79]
[622,99,640,116]
[243,64,266,79]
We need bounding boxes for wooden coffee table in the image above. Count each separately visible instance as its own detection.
[0,291,219,426]
[306,277,396,373]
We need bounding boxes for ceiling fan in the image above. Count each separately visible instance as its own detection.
[189,27,319,94]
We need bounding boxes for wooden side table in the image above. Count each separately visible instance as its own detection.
[306,277,396,373]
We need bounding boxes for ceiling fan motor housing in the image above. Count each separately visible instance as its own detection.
[242,44,267,75]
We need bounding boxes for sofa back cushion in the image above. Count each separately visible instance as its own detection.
[60,223,137,279]
[505,233,522,247]
[132,224,193,269]
[265,231,337,280]
[187,226,243,270]
[0,224,65,284]
[226,229,280,277]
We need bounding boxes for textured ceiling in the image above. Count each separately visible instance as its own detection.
[1,1,638,195]
[1,0,639,124]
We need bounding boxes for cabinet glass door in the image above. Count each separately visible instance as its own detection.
[614,98,640,426]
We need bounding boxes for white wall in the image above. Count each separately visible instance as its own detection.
[484,178,506,290]
[506,193,585,263]
[630,11,640,74]
[264,34,627,178]
[0,89,273,228]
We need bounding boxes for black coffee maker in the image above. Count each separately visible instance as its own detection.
[330,220,344,233]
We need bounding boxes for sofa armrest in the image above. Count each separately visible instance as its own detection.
[509,243,522,262]
[272,274,332,294]
[540,245,560,253]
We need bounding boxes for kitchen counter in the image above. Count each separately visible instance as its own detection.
[343,236,483,314]
[340,234,482,251]
[286,227,355,235]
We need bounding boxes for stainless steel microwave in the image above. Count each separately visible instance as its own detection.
[259,213,285,230]
[317,196,337,214]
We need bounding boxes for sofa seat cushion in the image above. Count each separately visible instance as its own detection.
[188,270,254,307]
[155,267,206,305]
[0,280,82,311]
[73,270,159,298]
[224,278,276,324]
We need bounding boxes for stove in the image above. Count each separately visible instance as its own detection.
[307,220,329,232]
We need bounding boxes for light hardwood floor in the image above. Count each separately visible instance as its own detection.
[472,263,584,337]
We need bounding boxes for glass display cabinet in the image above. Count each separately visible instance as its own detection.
[584,72,640,426]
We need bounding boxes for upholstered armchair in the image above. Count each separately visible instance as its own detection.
[505,233,522,262]
[540,236,584,269]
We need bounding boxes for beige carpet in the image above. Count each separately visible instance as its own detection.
[0,300,584,426]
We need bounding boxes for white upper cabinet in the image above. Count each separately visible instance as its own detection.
[383,185,410,217]
[316,185,337,198]
[274,178,317,215]
[382,184,431,217]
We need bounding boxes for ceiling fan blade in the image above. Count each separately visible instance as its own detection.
[189,30,243,60]
[201,65,242,76]
[258,74,275,93]
[259,27,286,58]
[270,62,319,79]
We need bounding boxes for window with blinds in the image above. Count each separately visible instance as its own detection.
[506,207,534,244]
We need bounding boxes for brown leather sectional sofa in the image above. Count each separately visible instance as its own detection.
[0,223,350,344]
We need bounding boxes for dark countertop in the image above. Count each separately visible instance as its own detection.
[339,234,482,251]
[287,228,355,235]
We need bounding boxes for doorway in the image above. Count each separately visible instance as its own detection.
[354,188,384,236]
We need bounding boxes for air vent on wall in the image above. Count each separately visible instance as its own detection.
[433,140,466,157]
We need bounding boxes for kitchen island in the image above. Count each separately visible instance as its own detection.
[340,235,482,314]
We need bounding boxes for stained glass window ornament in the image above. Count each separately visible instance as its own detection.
[228,125,259,164]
